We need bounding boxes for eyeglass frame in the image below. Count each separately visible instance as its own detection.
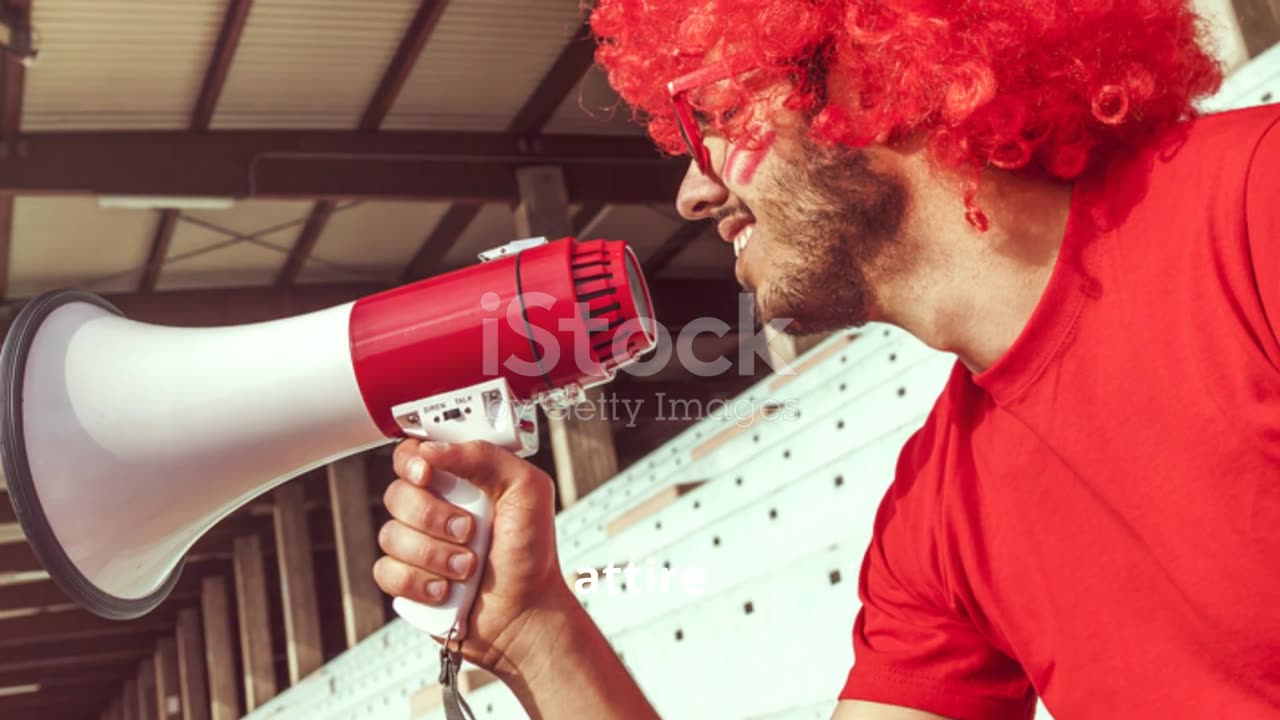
[665,55,756,176]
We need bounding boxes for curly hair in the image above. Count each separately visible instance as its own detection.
[591,0,1223,226]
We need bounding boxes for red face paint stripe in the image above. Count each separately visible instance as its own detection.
[724,132,776,186]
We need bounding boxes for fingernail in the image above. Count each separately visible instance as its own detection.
[449,553,473,577]
[406,457,425,485]
[447,515,470,540]
[426,579,447,599]
[419,440,450,450]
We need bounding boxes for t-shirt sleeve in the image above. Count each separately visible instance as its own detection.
[1246,111,1280,342]
[840,429,1036,720]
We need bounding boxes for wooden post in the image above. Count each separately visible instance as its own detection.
[122,678,139,720]
[154,637,182,720]
[545,385,621,506]
[136,658,157,720]
[200,577,239,720]
[175,607,211,720]
[232,535,277,710]
[514,165,620,507]
[1232,0,1280,58]
[273,482,324,683]
[328,454,386,647]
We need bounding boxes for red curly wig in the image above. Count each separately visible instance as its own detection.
[591,0,1223,223]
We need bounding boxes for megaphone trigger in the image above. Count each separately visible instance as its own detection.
[391,377,533,455]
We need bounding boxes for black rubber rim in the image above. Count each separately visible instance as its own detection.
[1,289,182,620]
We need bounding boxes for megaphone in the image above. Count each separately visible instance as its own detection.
[0,236,655,638]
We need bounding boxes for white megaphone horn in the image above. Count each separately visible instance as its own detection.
[0,236,656,639]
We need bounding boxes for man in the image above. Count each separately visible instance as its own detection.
[372,1,1280,717]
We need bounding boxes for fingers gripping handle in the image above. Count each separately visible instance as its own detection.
[389,379,533,639]
[392,468,494,640]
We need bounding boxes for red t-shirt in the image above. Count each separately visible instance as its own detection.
[840,103,1280,719]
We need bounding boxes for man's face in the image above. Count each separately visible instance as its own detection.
[676,116,911,335]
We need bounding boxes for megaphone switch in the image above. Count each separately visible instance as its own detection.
[0,236,656,632]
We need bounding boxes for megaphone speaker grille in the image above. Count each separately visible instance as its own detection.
[1,289,183,619]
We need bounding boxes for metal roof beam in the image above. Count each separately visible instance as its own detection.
[0,607,177,650]
[0,688,118,720]
[571,201,609,236]
[0,0,30,301]
[0,131,679,203]
[508,23,597,137]
[0,561,229,614]
[140,0,256,293]
[140,208,180,293]
[274,200,335,286]
[0,638,158,672]
[191,0,254,130]
[360,0,449,131]
[0,277,739,329]
[283,0,453,286]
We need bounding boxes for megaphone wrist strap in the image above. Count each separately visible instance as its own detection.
[439,556,485,720]
[439,639,477,720]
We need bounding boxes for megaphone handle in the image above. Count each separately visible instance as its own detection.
[391,469,494,640]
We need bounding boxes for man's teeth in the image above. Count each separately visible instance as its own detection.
[733,225,754,258]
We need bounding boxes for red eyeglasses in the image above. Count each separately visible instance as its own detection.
[666,55,755,176]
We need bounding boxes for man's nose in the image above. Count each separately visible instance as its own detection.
[675,160,729,220]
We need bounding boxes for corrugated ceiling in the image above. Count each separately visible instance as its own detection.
[23,0,225,130]
[299,200,453,284]
[9,197,153,297]
[212,0,422,129]
[382,0,586,130]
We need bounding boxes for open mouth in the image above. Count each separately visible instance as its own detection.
[732,223,755,287]
[732,223,754,259]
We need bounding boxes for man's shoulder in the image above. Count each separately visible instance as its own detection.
[1106,103,1280,193]
[1084,103,1280,238]
[1179,103,1280,151]
[888,360,982,490]
[864,360,989,593]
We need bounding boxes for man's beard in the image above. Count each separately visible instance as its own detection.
[753,139,908,335]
